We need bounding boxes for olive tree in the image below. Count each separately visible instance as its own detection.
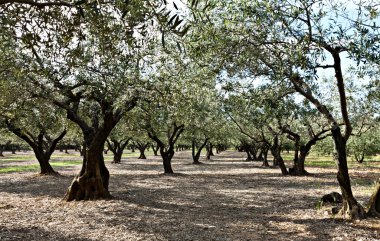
[188,0,380,218]
[1,1,180,200]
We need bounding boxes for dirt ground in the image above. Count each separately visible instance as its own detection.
[0,150,379,241]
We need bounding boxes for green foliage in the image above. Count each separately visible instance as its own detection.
[348,127,380,163]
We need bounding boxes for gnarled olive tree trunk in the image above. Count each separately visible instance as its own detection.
[64,128,113,201]
[62,98,136,201]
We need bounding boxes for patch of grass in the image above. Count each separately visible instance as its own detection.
[0,156,36,162]
[305,160,335,168]
[0,164,40,173]
[51,160,82,166]
[352,178,374,187]
[0,160,82,173]
[51,154,81,158]
[279,153,294,161]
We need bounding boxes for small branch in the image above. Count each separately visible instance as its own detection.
[314,64,335,69]
[0,0,73,7]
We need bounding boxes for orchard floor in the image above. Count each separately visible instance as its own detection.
[0,150,379,241]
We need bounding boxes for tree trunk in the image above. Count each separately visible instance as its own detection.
[290,147,309,176]
[272,151,288,175]
[262,147,269,167]
[249,146,258,160]
[161,150,174,174]
[147,123,184,174]
[5,122,66,176]
[368,178,380,217]
[257,149,263,161]
[270,136,288,175]
[192,138,208,164]
[11,146,16,154]
[107,138,130,164]
[152,144,159,156]
[64,144,111,201]
[245,149,253,161]
[113,151,123,164]
[354,151,365,164]
[138,149,147,159]
[332,127,366,219]
[35,153,57,175]
[77,144,85,156]
[206,143,214,160]
[136,142,149,159]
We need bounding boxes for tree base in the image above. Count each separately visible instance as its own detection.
[39,171,60,176]
[64,175,112,201]
[288,168,310,176]
[192,161,203,165]
[262,161,269,167]
[367,179,380,217]
[337,201,367,220]
[39,169,60,176]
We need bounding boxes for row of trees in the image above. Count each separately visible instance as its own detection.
[0,0,379,219]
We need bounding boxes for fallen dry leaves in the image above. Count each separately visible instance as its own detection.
[0,151,379,241]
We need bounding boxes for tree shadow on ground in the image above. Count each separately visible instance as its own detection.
[0,174,72,198]
[0,226,92,241]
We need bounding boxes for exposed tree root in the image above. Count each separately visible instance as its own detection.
[337,201,367,220]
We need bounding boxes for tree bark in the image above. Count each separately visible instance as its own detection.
[192,138,209,164]
[367,178,380,217]
[35,152,57,175]
[292,147,309,175]
[64,143,111,201]
[262,146,269,167]
[270,136,288,175]
[206,143,214,160]
[161,150,174,174]
[332,127,366,219]
[63,100,130,201]
[64,114,116,201]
